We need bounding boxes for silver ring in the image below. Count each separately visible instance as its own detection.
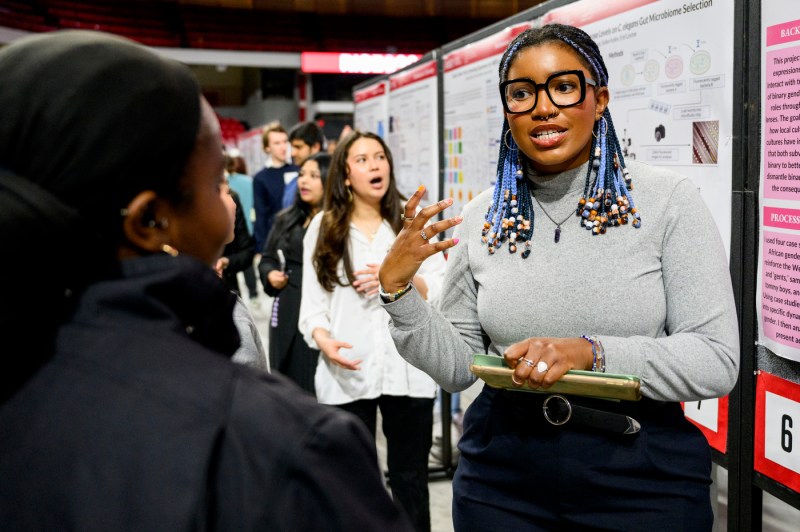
[402,214,415,222]
[521,358,534,368]
[420,229,429,241]
[536,360,549,373]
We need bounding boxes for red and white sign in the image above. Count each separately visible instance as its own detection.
[683,396,729,453]
[543,0,659,27]
[301,52,421,74]
[354,81,387,103]
[443,23,530,72]
[390,61,437,91]
[755,371,800,493]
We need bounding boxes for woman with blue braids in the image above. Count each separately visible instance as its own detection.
[378,23,738,530]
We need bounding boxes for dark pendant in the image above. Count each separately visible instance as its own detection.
[554,226,561,243]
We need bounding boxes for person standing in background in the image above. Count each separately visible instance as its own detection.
[284,121,326,208]
[224,149,260,308]
[299,131,447,532]
[259,152,332,395]
[252,122,298,260]
[0,30,412,531]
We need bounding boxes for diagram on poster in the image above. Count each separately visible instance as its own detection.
[354,80,389,139]
[548,0,733,255]
[387,60,439,201]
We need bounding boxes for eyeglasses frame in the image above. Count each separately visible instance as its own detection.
[499,70,598,115]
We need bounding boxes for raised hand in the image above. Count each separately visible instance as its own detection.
[378,185,463,294]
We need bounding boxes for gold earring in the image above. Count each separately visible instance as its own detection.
[347,187,353,202]
[161,244,179,257]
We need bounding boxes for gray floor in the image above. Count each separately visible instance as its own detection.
[242,281,799,532]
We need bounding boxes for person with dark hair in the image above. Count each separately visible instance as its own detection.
[258,152,331,394]
[224,151,261,307]
[299,131,446,532]
[0,30,413,531]
[283,121,326,208]
[378,24,739,530]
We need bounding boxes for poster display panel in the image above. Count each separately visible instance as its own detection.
[756,1,800,363]
[354,80,389,139]
[546,0,734,257]
[387,60,440,201]
[442,23,531,215]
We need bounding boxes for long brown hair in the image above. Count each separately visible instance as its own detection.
[313,130,404,292]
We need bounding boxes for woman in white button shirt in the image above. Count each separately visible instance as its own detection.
[299,130,446,532]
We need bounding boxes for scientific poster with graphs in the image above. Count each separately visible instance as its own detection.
[441,23,531,215]
[387,60,440,202]
[353,80,389,139]
[757,0,800,363]
[544,0,734,257]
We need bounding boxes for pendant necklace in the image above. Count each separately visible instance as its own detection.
[532,193,574,243]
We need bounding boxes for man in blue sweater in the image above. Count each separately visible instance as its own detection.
[252,122,299,257]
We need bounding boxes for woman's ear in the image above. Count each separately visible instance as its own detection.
[120,190,172,255]
[594,86,610,121]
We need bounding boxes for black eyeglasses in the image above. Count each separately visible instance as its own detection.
[500,70,597,114]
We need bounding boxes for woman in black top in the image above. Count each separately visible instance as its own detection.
[0,31,411,531]
[259,152,330,395]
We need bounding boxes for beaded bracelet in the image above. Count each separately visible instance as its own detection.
[580,335,606,373]
[379,282,413,303]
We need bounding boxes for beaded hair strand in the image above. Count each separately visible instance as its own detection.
[482,40,535,257]
[484,24,640,257]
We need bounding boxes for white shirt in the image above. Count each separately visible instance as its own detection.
[299,212,446,405]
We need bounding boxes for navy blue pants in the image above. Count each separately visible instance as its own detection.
[338,395,434,532]
[453,385,713,531]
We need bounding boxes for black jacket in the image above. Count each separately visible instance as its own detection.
[221,191,255,295]
[0,255,411,531]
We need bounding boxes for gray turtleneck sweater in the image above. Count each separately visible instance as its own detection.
[382,160,739,402]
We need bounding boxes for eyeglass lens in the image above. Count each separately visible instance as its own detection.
[504,72,585,113]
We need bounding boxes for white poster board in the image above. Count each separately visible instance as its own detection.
[756,0,800,362]
[353,80,389,139]
[441,23,531,215]
[545,0,734,257]
[387,60,440,202]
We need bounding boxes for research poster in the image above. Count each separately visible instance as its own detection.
[387,60,440,202]
[757,0,800,363]
[441,23,531,215]
[353,80,389,139]
[545,0,734,256]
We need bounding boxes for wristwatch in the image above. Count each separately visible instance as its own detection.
[379,282,413,303]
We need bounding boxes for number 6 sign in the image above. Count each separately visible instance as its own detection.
[755,371,800,493]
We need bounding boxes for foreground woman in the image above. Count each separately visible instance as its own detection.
[0,31,411,531]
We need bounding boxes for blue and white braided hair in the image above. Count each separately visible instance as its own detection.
[482,24,640,258]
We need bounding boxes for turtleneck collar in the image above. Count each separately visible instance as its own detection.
[525,160,590,199]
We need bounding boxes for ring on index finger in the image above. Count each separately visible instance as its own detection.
[420,229,429,241]
[401,213,415,222]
